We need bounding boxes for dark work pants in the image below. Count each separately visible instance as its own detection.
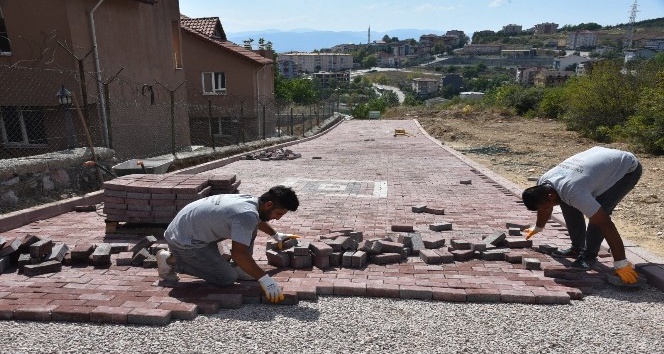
[559,162,642,259]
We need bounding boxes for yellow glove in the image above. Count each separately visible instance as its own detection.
[524,226,544,240]
[614,260,638,284]
[272,232,300,249]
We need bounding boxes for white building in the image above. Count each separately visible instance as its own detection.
[277,52,353,74]
[566,31,597,50]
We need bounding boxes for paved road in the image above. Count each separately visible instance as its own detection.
[0,120,662,352]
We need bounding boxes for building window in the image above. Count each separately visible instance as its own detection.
[210,117,232,137]
[0,6,11,54]
[171,20,182,68]
[201,72,226,94]
[0,106,47,146]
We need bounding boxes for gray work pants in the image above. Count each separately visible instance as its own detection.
[559,162,642,259]
[168,241,253,287]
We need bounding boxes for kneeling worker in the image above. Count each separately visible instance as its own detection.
[521,146,642,284]
[157,185,300,303]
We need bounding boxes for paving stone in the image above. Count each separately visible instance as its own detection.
[128,308,172,325]
[533,290,570,304]
[432,288,466,302]
[483,231,506,246]
[379,241,405,254]
[522,257,541,270]
[17,253,30,273]
[70,244,95,261]
[23,260,62,276]
[313,254,330,269]
[143,254,157,268]
[46,243,69,262]
[351,251,367,268]
[116,252,134,266]
[130,235,158,255]
[329,252,343,267]
[292,245,311,256]
[290,255,312,269]
[411,204,427,213]
[359,239,383,254]
[157,302,198,320]
[397,234,413,248]
[91,243,112,266]
[508,228,522,236]
[423,206,445,215]
[506,222,529,230]
[29,239,53,259]
[132,248,151,266]
[366,284,400,298]
[538,244,558,254]
[480,249,508,261]
[504,252,524,264]
[471,243,487,252]
[450,239,471,250]
[14,305,57,321]
[51,306,93,322]
[108,243,130,254]
[419,249,444,264]
[504,237,532,249]
[370,253,402,265]
[266,250,290,268]
[433,249,455,263]
[459,180,472,185]
[309,242,333,256]
[451,249,475,262]
[465,288,501,303]
[400,286,433,300]
[341,251,354,268]
[606,274,648,288]
[90,306,132,324]
[418,235,441,250]
[500,290,537,304]
[391,225,414,232]
[429,222,453,232]
[348,231,364,243]
[17,234,41,254]
[408,233,425,254]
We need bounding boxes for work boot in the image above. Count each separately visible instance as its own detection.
[156,249,179,282]
[552,247,581,258]
[569,255,597,271]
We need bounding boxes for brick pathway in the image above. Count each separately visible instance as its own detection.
[0,119,649,325]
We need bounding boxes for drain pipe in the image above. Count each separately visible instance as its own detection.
[89,0,109,148]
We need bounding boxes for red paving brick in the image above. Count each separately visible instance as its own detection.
[1,119,659,324]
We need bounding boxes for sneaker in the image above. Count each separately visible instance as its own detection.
[552,247,581,258]
[570,256,597,271]
[156,250,179,282]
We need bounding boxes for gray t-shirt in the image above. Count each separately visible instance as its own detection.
[164,194,260,249]
[538,147,638,217]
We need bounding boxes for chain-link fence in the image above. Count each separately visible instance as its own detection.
[1,55,339,163]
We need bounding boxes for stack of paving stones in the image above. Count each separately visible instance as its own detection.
[243,148,302,161]
[102,173,241,224]
[0,234,166,277]
[262,222,545,271]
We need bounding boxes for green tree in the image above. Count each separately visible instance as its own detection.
[623,70,664,154]
[537,87,566,119]
[382,34,391,43]
[563,59,639,141]
[362,55,378,68]
[381,90,400,107]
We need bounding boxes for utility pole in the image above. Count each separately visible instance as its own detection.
[624,0,639,51]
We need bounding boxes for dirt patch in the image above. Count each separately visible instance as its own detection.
[385,105,664,259]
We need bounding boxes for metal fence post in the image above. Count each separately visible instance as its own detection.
[262,104,266,140]
[290,107,293,135]
[208,99,216,151]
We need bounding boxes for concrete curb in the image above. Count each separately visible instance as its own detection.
[413,119,664,292]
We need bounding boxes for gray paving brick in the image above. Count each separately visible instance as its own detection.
[504,237,532,248]
[130,235,158,255]
[450,239,471,250]
[29,239,53,259]
[483,231,506,246]
[391,225,414,232]
[91,244,112,266]
[480,249,508,261]
[290,255,312,269]
[313,254,330,269]
[451,249,475,262]
[429,222,453,232]
[46,243,69,262]
[266,250,290,268]
[522,257,541,270]
[411,204,427,213]
[23,260,62,276]
[422,235,445,249]
[329,252,343,267]
[351,251,367,268]
[309,242,333,256]
[432,249,455,263]
[370,253,402,265]
[342,251,354,268]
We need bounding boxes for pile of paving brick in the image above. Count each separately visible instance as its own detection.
[242,148,301,161]
[0,234,164,276]
[265,221,545,271]
[102,174,240,224]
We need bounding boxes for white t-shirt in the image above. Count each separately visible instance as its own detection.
[164,194,260,249]
[538,147,638,217]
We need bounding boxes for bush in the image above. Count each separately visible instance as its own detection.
[537,87,566,119]
[622,72,664,154]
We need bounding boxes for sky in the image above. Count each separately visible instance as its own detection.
[179,0,664,34]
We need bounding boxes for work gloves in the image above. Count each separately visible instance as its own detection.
[258,274,284,303]
[271,232,300,249]
[524,226,544,240]
[614,259,638,284]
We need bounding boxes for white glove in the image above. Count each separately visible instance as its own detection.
[271,232,299,249]
[258,274,284,303]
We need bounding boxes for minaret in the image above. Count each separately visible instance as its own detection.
[368,25,371,44]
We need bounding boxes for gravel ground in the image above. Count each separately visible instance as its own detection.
[1,287,663,354]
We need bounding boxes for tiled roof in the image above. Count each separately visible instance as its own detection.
[180,24,272,65]
[180,15,226,40]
